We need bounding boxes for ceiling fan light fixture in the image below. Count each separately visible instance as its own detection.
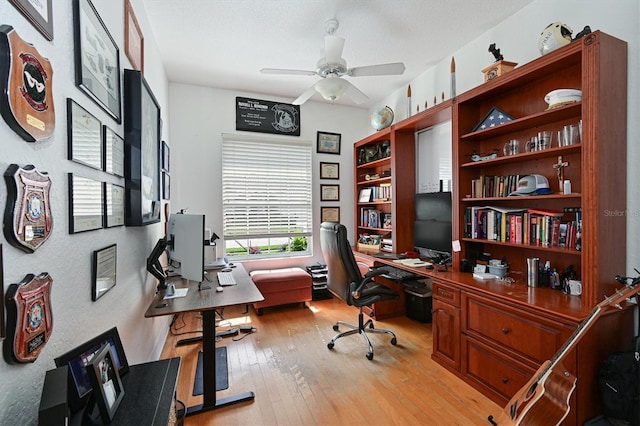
[316,76,350,102]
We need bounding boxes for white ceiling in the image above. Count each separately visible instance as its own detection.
[141,0,535,108]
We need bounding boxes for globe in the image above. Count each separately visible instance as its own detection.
[370,106,394,131]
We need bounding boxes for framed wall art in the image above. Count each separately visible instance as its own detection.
[73,0,121,123]
[123,69,161,226]
[162,172,170,200]
[9,0,54,41]
[92,244,117,301]
[317,131,341,155]
[68,173,104,234]
[321,207,340,223]
[85,343,125,423]
[103,126,124,177]
[104,183,125,228]
[319,162,339,180]
[67,99,103,170]
[320,184,340,201]
[161,140,169,172]
[124,0,144,73]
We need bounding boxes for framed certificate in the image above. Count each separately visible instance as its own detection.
[104,183,125,228]
[320,184,340,201]
[321,207,340,223]
[103,126,125,177]
[68,174,103,234]
[9,0,54,40]
[67,99,103,170]
[317,131,341,155]
[92,244,117,301]
[320,162,339,180]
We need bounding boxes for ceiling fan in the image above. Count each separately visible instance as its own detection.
[260,18,406,105]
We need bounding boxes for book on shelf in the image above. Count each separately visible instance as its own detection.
[471,174,521,198]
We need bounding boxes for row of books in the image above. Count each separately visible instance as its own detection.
[360,208,392,229]
[471,174,522,198]
[464,206,582,249]
[359,183,392,202]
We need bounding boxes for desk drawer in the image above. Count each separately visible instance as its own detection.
[432,280,460,307]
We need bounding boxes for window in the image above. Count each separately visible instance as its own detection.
[222,134,312,259]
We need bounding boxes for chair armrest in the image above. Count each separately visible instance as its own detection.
[353,267,390,299]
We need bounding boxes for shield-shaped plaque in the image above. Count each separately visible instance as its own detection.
[3,164,53,253]
[3,273,54,363]
[0,25,55,142]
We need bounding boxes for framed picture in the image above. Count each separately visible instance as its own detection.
[124,0,144,73]
[321,207,340,223]
[85,343,125,423]
[92,244,117,301]
[358,187,373,203]
[103,126,125,177]
[123,69,161,226]
[73,0,121,123]
[320,162,339,180]
[161,141,170,172]
[317,131,341,155]
[9,0,54,40]
[68,173,104,234]
[162,172,170,200]
[67,99,103,170]
[104,183,125,228]
[54,327,129,413]
[320,184,340,201]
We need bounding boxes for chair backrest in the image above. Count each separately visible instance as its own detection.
[319,222,363,306]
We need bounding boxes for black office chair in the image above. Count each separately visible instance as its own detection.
[319,222,399,360]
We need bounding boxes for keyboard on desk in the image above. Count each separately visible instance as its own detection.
[217,271,236,286]
[381,266,422,283]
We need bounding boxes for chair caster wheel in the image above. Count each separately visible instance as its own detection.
[391,337,397,345]
[333,325,339,332]
[366,352,374,360]
[368,322,374,329]
[327,342,334,350]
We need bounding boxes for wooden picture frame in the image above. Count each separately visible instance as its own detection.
[73,0,121,123]
[124,0,144,73]
[86,343,125,423]
[123,70,161,226]
[321,207,340,223]
[9,0,54,40]
[320,162,339,180]
[92,244,117,301]
[104,183,125,228]
[68,174,104,234]
[103,126,125,177]
[320,184,340,201]
[67,99,103,170]
[317,131,341,155]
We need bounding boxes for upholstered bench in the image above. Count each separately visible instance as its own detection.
[249,267,312,315]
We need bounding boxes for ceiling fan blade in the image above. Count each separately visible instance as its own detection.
[348,62,406,77]
[324,35,345,64]
[261,68,317,76]
[343,80,369,105]
[292,85,318,105]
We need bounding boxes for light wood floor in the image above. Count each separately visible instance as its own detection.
[160,297,501,425]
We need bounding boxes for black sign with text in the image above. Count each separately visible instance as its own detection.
[235,97,300,136]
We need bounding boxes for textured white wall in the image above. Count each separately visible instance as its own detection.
[0,1,171,424]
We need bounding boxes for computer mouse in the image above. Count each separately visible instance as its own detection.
[216,286,224,292]
[425,264,434,270]
[221,268,232,272]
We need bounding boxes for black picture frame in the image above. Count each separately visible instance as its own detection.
[9,0,54,41]
[321,206,340,223]
[73,0,121,123]
[162,172,170,200]
[68,173,104,234]
[67,99,103,170]
[85,343,125,423]
[103,125,125,177]
[317,131,341,155]
[104,183,125,228]
[123,69,161,226]
[319,162,339,180]
[320,184,340,201]
[92,244,117,301]
[161,140,170,172]
[54,327,129,414]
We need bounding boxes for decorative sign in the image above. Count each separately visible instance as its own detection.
[236,97,300,136]
[3,272,54,363]
[3,164,53,253]
[0,25,55,142]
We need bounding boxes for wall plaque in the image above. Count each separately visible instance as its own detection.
[236,97,300,136]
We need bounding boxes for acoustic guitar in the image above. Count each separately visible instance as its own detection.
[488,275,640,425]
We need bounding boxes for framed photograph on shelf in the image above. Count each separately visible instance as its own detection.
[68,174,103,234]
[321,207,340,223]
[85,343,125,423]
[320,184,340,201]
[161,141,169,172]
[317,131,341,155]
[67,99,103,170]
[124,0,144,73]
[123,69,161,226]
[104,183,125,228]
[9,0,54,40]
[358,187,373,203]
[73,0,121,123]
[320,162,339,180]
[103,126,124,177]
[92,244,117,301]
[162,172,170,200]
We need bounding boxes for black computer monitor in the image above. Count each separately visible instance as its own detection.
[414,191,452,263]
[166,213,205,283]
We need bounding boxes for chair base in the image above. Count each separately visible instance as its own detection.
[327,307,397,360]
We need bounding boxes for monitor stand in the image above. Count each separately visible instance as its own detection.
[204,257,228,269]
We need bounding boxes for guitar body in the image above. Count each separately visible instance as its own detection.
[0,25,55,142]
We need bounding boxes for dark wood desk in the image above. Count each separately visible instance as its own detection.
[145,263,263,416]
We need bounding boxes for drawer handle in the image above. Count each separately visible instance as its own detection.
[501,377,508,384]
[502,328,510,334]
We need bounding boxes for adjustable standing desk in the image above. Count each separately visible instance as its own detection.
[145,263,263,416]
